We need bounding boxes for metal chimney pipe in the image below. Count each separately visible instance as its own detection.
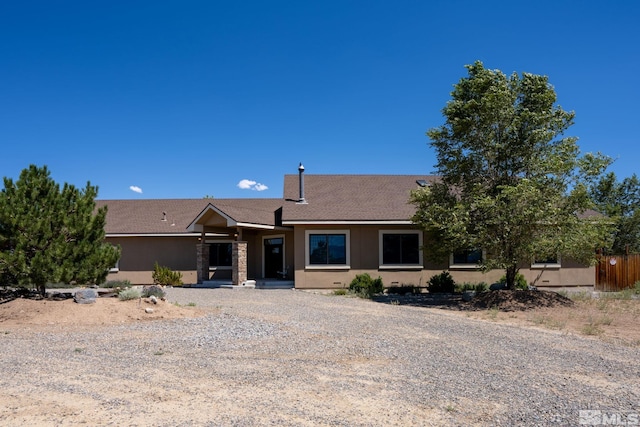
[298,163,306,203]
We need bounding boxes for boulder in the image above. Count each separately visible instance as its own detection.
[462,290,476,302]
[74,289,97,304]
[145,307,154,314]
[142,285,166,298]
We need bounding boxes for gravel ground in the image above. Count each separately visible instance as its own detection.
[1,288,639,426]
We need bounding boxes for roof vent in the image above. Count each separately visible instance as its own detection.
[161,211,167,221]
[416,179,429,187]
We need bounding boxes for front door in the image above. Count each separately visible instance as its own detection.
[264,237,284,279]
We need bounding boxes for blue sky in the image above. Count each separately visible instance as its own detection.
[1,1,638,200]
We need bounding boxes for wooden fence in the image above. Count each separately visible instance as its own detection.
[595,254,640,292]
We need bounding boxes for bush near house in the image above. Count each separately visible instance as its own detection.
[118,288,140,301]
[386,284,420,295]
[103,280,132,289]
[152,262,183,287]
[455,282,488,293]
[427,271,455,294]
[349,273,383,298]
[498,273,528,290]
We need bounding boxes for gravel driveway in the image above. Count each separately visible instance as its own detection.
[1,288,638,426]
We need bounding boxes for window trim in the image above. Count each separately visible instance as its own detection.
[378,230,423,270]
[305,230,350,270]
[206,240,233,271]
[449,248,484,270]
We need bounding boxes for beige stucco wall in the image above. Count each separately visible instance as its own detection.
[292,225,595,290]
[105,236,200,285]
[106,228,595,289]
[105,229,296,285]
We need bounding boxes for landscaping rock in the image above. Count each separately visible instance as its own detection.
[74,289,97,304]
[142,285,166,298]
[145,307,154,314]
[149,295,158,304]
[462,290,476,302]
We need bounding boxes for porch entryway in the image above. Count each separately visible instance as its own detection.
[264,237,285,279]
[261,236,294,289]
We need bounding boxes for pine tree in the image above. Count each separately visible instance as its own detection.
[0,165,120,295]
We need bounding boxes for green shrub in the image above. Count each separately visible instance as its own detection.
[474,282,488,293]
[152,262,183,286]
[427,271,455,293]
[332,289,348,296]
[103,280,132,289]
[386,284,418,295]
[349,273,383,298]
[634,281,640,295]
[118,288,141,301]
[455,282,489,293]
[498,273,528,290]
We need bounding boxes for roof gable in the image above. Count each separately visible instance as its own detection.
[98,198,284,235]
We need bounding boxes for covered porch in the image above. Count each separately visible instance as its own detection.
[187,201,294,288]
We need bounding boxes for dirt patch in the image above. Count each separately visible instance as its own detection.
[460,290,574,311]
[376,290,640,346]
[0,293,204,330]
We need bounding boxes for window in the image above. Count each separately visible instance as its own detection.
[450,248,483,269]
[379,230,422,268]
[532,255,561,269]
[209,242,232,268]
[305,230,350,268]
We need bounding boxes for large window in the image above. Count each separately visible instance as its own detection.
[209,242,232,267]
[450,248,483,268]
[305,230,350,268]
[379,230,422,268]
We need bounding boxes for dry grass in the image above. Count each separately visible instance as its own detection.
[466,292,640,346]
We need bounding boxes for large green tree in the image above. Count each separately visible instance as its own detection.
[411,61,612,289]
[0,165,120,295]
[590,172,640,254]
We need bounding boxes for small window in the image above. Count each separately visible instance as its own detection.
[532,255,561,269]
[450,248,483,269]
[209,242,232,267]
[379,230,423,268]
[305,230,350,268]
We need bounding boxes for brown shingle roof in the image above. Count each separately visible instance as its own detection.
[281,175,437,223]
[97,198,284,235]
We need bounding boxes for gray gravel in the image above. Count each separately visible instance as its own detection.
[1,288,639,426]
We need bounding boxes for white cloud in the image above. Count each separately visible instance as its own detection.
[129,185,143,194]
[237,179,268,191]
[237,179,256,189]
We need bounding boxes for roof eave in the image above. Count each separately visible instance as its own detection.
[281,220,414,226]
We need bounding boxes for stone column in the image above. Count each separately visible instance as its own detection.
[232,241,247,285]
[196,243,210,284]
